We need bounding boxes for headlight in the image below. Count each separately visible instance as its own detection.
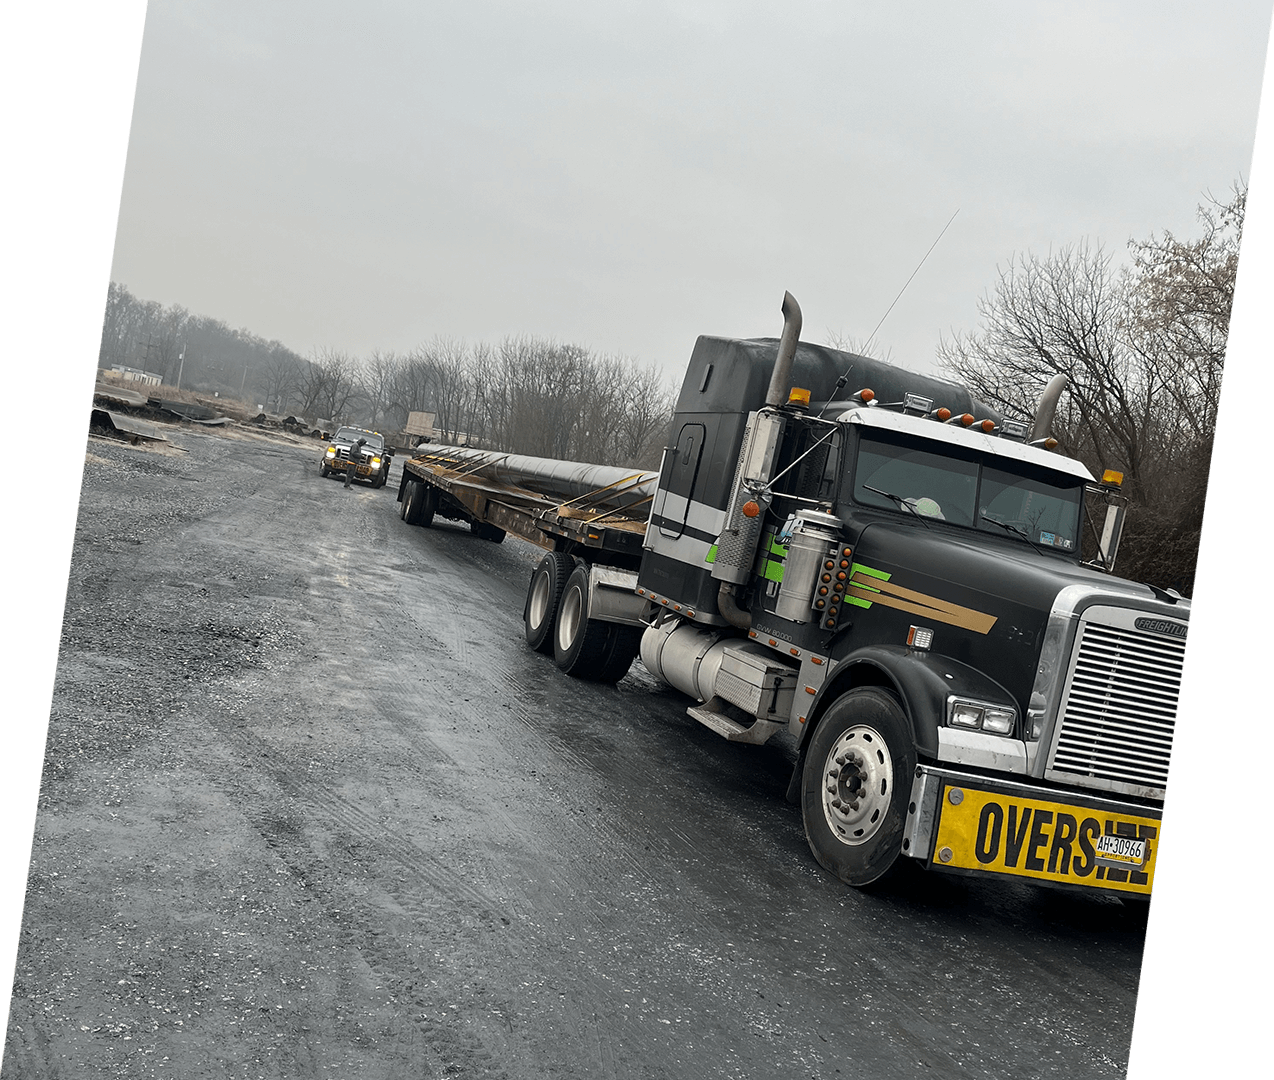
[371,457,382,467]
[947,697,1017,735]
[326,447,336,457]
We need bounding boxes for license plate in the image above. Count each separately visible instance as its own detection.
[931,785,1159,895]
[1095,833,1146,867]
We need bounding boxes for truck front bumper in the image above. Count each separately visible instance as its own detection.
[903,765,1160,897]
[331,459,379,478]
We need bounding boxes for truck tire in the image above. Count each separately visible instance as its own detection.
[321,462,331,478]
[554,564,614,679]
[398,480,415,520]
[525,552,574,654]
[403,480,436,526]
[417,484,437,527]
[800,687,916,888]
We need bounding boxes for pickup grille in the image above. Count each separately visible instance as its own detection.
[1046,612,1187,797]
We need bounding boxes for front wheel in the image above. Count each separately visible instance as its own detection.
[800,687,917,887]
[320,462,331,477]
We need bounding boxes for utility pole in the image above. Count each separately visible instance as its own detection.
[176,343,185,391]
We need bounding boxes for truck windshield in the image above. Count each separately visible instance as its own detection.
[849,431,1082,552]
[335,428,384,450]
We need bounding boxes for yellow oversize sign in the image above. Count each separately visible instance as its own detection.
[932,786,1160,895]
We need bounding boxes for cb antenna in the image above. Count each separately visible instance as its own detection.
[818,208,960,417]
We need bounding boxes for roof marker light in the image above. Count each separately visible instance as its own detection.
[1102,469,1124,487]
[934,407,952,422]
[980,419,996,433]
[959,414,975,427]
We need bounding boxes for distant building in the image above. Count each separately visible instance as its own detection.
[109,365,163,386]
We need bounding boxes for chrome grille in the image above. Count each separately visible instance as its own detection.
[1046,612,1186,797]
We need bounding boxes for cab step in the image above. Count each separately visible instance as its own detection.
[687,697,785,745]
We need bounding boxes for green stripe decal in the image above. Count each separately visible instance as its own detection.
[846,561,890,609]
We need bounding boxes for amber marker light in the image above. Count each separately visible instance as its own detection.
[788,387,811,408]
[980,419,996,433]
[960,414,975,427]
[1102,469,1124,486]
[857,388,876,402]
[935,407,951,422]
[742,500,761,518]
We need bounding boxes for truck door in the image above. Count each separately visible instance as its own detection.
[655,423,705,539]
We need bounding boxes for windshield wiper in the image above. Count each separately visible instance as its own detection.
[863,484,931,529]
[981,513,1048,555]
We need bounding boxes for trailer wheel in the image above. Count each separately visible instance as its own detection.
[399,479,416,520]
[417,484,437,527]
[525,552,574,654]
[554,565,614,679]
[403,480,436,526]
[800,687,916,887]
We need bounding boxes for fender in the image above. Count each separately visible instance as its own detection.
[784,645,1019,803]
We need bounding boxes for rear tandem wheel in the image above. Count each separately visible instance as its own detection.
[525,552,575,654]
[552,564,639,683]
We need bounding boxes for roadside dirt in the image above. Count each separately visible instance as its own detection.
[3,424,1150,1079]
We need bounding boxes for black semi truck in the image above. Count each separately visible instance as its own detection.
[398,294,1183,898]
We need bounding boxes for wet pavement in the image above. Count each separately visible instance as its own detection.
[3,427,1148,1078]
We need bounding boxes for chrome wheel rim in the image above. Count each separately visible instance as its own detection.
[820,724,893,846]
[557,584,583,653]
[529,570,551,630]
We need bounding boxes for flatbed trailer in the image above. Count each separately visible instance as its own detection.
[396,446,656,569]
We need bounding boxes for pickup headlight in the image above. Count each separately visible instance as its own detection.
[326,447,336,458]
[947,697,1017,735]
[371,457,382,467]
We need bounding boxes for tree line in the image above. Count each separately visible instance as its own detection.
[102,180,1241,590]
[97,284,676,469]
[939,182,1245,595]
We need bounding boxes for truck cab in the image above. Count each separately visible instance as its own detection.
[633,326,1183,896]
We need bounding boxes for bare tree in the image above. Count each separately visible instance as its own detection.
[937,184,1245,595]
[298,348,362,422]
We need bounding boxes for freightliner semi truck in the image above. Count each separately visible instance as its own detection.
[396,294,1184,897]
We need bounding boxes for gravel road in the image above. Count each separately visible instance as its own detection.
[3,425,1150,1079]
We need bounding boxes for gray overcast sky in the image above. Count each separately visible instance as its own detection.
[109,0,1272,380]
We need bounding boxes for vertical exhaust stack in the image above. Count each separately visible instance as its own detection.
[714,291,803,630]
[765,291,804,406]
[1030,373,1068,443]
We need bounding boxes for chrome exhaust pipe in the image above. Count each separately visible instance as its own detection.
[764,291,803,407]
[1030,374,1068,442]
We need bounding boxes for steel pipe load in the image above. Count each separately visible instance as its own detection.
[415,445,659,514]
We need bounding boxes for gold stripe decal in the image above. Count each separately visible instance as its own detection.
[847,572,998,635]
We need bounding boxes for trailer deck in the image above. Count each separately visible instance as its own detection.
[401,447,654,566]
